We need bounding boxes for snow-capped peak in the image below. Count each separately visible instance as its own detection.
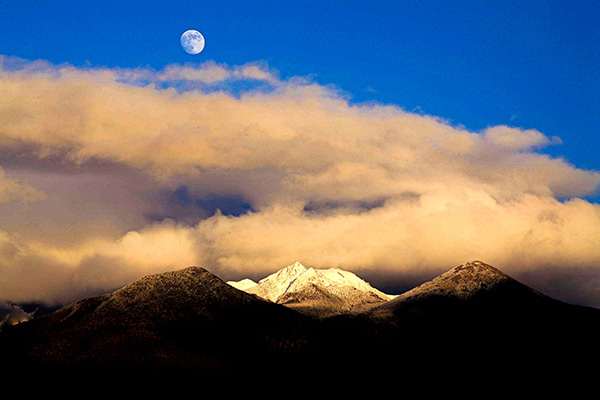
[228,261,395,304]
[260,261,309,285]
[227,278,258,291]
[243,261,310,302]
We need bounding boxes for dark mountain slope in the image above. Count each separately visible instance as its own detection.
[1,266,315,376]
[371,260,569,319]
[3,261,600,383]
[319,261,600,374]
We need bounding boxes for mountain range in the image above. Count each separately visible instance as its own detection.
[2,260,599,381]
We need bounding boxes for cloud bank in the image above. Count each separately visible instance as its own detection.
[1,55,599,306]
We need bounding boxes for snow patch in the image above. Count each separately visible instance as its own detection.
[228,261,395,304]
[227,278,258,291]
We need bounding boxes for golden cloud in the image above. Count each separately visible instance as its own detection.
[0,56,599,306]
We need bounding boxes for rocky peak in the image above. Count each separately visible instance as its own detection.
[443,260,512,286]
[107,266,227,304]
[392,260,516,302]
[367,260,553,322]
[52,266,261,328]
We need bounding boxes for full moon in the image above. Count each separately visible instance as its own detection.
[180,30,205,55]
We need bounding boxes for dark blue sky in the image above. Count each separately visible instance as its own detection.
[2,0,599,196]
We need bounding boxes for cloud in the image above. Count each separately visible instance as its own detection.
[0,167,45,203]
[190,193,600,278]
[483,125,561,151]
[0,56,600,307]
[0,304,34,331]
[0,220,200,304]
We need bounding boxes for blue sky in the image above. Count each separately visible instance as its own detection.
[2,1,598,183]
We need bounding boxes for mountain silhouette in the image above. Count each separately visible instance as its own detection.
[2,261,599,381]
[1,266,315,377]
[319,261,600,376]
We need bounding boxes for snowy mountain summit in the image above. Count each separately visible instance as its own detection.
[228,261,395,318]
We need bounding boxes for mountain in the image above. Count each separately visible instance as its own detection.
[366,259,600,329]
[228,261,395,318]
[322,260,600,372]
[369,259,555,319]
[1,266,315,377]
[3,260,599,382]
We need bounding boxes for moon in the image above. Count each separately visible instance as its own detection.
[180,30,205,55]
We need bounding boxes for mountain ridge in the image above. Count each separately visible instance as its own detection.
[323,260,600,366]
[1,266,315,373]
[228,261,395,317]
[2,260,599,380]
[369,260,552,317]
